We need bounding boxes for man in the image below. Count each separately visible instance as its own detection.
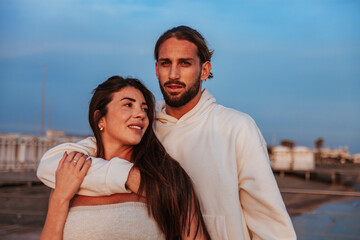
[37,26,296,239]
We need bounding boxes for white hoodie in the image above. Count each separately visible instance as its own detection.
[37,89,296,240]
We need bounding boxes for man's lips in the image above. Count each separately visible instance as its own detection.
[164,81,185,93]
[164,81,186,88]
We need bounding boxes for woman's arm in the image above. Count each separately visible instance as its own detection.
[39,152,91,240]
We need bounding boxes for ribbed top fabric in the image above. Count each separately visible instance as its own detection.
[63,202,165,240]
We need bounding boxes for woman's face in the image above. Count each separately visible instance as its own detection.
[99,86,149,148]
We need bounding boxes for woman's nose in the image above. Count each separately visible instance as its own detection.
[134,107,146,119]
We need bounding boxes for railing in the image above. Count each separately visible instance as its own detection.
[281,188,360,197]
[0,134,84,172]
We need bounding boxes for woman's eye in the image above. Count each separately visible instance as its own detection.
[143,107,148,112]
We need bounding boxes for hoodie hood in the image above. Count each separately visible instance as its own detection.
[155,89,216,125]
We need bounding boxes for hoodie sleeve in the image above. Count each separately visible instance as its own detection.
[236,117,296,240]
[36,137,133,196]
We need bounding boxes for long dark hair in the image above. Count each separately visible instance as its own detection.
[89,76,210,239]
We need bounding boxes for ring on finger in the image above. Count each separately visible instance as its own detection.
[73,158,78,163]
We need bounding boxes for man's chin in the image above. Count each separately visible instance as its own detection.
[165,92,182,100]
[165,102,185,108]
[167,91,182,97]
[164,96,185,108]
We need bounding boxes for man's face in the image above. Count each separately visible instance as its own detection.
[155,37,203,108]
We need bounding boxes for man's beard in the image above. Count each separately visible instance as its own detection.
[159,76,201,108]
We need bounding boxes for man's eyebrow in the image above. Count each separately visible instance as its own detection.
[179,58,194,61]
[158,58,170,61]
[121,97,147,106]
[158,58,194,61]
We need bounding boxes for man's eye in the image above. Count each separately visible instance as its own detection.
[181,61,191,66]
[125,103,132,107]
[160,61,170,66]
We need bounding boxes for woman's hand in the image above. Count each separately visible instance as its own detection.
[52,151,92,203]
[40,152,91,240]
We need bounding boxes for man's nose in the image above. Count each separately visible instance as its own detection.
[169,65,180,79]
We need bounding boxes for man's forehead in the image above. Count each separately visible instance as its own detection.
[158,37,199,58]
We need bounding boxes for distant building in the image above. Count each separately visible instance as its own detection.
[292,146,315,170]
[269,146,291,170]
[0,133,85,172]
[315,147,352,164]
[46,129,66,138]
[269,144,359,172]
[269,146,315,171]
[353,153,360,164]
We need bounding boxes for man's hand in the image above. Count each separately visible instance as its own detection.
[126,166,141,194]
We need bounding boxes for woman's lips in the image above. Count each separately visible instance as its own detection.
[128,123,145,133]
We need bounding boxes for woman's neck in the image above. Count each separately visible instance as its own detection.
[103,141,133,161]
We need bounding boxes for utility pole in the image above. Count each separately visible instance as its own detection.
[41,63,46,136]
[49,98,52,132]
[33,111,37,135]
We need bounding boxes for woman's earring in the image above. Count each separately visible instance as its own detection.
[100,126,104,131]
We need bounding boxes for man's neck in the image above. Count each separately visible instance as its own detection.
[165,90,202,119]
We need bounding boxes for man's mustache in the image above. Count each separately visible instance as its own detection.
[164,81,186,87]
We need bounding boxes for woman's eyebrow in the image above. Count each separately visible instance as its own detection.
[121,97,147,106]
[120,97,135,102]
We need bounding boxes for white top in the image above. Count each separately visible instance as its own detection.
[63,202,164,240]
[37,89,296,240]
[153,89,295,240]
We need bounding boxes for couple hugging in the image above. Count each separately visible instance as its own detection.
[37,26,296,240]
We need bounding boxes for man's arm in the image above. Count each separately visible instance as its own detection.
[236,118,296,239]
[37,137,139,196]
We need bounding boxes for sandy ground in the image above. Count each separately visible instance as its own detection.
[0,173,358,240]
[0,224,42,240]
[274,173,356,215]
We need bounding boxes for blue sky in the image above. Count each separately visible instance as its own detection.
[0,0,359,153]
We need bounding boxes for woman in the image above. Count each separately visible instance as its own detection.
[39,76,210,240]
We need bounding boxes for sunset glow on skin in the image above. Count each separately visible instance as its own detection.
[98,87,149,160]
[156,38,211,119]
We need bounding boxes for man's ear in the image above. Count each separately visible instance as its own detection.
[155,62,159,79]
[200,61,212,81]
